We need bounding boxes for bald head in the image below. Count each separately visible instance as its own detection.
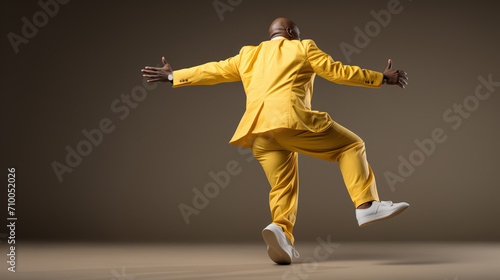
[268,17,301,41]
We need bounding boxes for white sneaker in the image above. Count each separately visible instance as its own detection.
[356,201,409,227]
[262,223,299,265]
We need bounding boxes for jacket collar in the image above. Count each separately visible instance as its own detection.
[271,36,287,41]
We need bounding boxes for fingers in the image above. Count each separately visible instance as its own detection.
[147,78,163,83]
[162,56,168,65]
[386,59,392,70]
[144,66,163,70]
[397,69,408,89]
[142,71,162,78]
[398,70,408,79]
[141,69,157,75]
[398,76,408,89]
[141,63,167,83]
[141,69,161,79]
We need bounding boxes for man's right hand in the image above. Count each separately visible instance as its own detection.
[383,59,408,89]
[141,57,173,83]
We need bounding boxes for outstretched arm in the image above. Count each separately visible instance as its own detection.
[141,53,241,87]
[306,40,408,89]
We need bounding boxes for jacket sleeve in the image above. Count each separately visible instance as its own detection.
[305,40,383,88]
[172,52,241,88]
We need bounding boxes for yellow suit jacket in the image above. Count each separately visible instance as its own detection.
[172,38,383,148]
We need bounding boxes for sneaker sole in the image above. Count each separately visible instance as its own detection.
[359,204,409,227]
[262,228,291,265]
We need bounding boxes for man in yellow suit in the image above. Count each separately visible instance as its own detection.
[142,18,409,265]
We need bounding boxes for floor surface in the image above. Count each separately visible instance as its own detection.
[1,242,499,280]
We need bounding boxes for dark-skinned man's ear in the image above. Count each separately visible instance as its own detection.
[286,27,294,39]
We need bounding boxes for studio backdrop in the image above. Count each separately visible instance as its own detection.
[2,0,500,244]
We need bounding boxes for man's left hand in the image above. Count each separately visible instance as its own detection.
[383,59,408,89]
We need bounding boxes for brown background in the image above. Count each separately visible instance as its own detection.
[2,0,499,244]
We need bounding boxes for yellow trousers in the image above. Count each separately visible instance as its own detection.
[250,121,380,245]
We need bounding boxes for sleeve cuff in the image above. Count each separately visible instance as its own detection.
[172,69,192,88]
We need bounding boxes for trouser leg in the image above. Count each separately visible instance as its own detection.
[251,133,299,245]
[275,122,380,208]
[337,142,379,208]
